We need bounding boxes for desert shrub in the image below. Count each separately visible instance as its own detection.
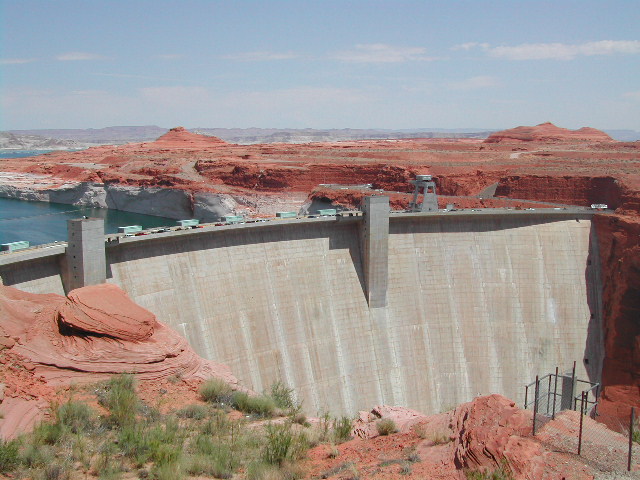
[200,410,232,436]
[247,461,306,480]
[151,459,183,480]
[57,400,95,433]
[0,439,20,472]
[263,423,294,466]
[69,434,93,467]
[152,442,182,466]
[262,423,309,467]
[465,461,514,480]
[269,381,297,411]
[327,444,339,458]
[412,423,427,439]
[118,417,182,466]
[376,418,397,436]
[42,463,71,480]
[188,437,237,478]
[200,378,232,403]
[430,431,451,445]
[22,443,54,468]
[99,374,138,427]
[332,416,353,443]
[406,450,421,463]
[232,391,276,417]
[176,403,208,420]
[291,411,307,426]
[33,421,66,445]
[94,442,124,479]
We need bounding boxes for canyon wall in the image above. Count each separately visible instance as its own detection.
[0,213,603,416]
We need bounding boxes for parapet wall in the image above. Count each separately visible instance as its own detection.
[0,211,603,415]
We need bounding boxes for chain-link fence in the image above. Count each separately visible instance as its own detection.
[525,366,639,474]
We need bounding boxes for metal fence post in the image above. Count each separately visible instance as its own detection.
[533,375,540,435]
[578,391,586,455]
[552,366,559,419]
[547,374,552,416]
[572,361,577,410]
[525,384,529,409]
[629,407,635,472]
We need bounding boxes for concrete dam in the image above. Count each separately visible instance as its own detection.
[0,201,604,416]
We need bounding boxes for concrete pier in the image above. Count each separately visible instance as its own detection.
[65,218,106,292]
[361,196,389,308]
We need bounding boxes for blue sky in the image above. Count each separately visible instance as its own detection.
[1,0,639,130]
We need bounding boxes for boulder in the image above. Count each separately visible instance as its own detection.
[57,284,156,341]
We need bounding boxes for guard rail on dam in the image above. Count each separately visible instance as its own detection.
[0,204,605,416]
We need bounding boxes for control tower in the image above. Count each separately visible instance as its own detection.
[409,174,438,212]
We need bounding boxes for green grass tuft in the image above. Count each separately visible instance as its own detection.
[232,391,276,417]
[176,403,208,420]
[332,416,353,443]
[269,381,297,411]
[98,374,138,427]
[376,418,398,436]
[57,400,95,433]
[199,378,233,404]
[0,439,20,473]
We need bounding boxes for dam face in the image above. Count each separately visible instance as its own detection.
[0,210,604,416]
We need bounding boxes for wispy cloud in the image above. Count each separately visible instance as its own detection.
[222,51,299,61]
[486,40,640,60]
[56,52,104,61]
[451,42,490,51]
[0,58,37,65]
[623,91,640,101]
[448,76,500,90]
[333,44,436,63]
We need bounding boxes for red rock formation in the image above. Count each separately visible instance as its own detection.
[58,284,156,341]
[593,214,640,423]
[0,283,241,438]
[153,126,227,147]
[484,122,614,143]
[451,395,599,479]
[306,395,609,479]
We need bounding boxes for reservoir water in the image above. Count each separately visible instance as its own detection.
[0,149,175,246]
[0,197,176,246]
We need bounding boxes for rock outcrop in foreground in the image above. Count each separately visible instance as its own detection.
[0,283,240,438]
[305,394,628,479]
[484,122,614,143]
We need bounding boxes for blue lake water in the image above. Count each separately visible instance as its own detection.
[0,150,57,159]
[0,197,176,246]
[0,151,175,246]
